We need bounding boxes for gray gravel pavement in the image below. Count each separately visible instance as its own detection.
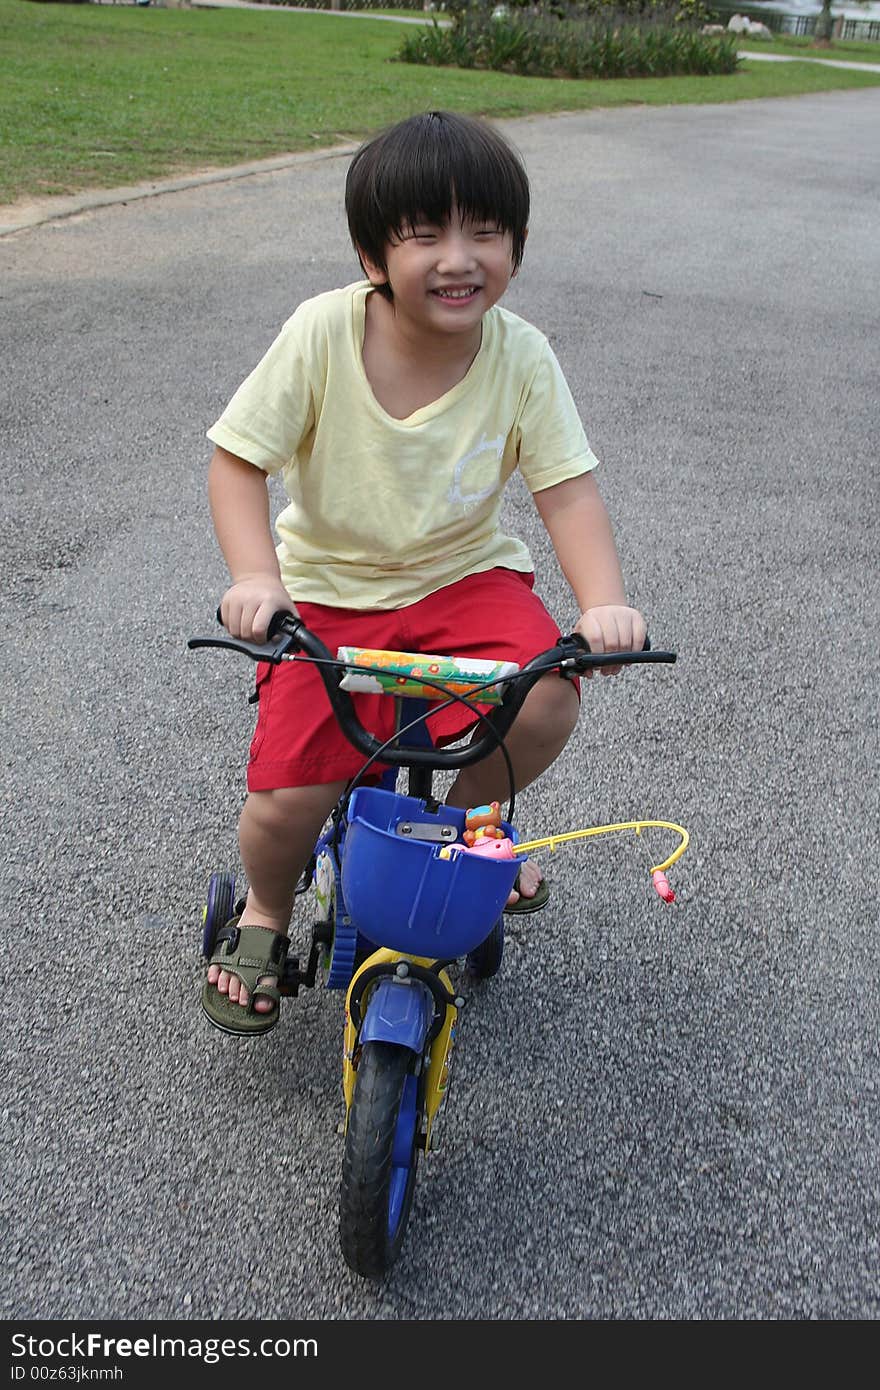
[2,90,879,1322]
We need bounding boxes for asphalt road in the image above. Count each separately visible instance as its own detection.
[2,90,878,1323]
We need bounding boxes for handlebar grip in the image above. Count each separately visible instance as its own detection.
[212,606,296,636]
[267,609,293,640]
[574,633,651,652]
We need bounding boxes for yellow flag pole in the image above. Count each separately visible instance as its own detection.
[513,820,689,876]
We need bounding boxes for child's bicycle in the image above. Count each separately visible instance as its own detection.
[189,613,685,1278]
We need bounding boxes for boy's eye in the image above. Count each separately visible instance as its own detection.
[397,221,504,244]
[401,224,439,242]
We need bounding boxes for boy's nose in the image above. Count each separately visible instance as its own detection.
[436,231,478,272]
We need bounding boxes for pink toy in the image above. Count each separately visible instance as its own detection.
[461,836,516,862]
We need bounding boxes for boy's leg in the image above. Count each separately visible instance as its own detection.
[208,781,346,1012]
[446,672,579,806]
[445,673,579,902]
[209,597,401,1014]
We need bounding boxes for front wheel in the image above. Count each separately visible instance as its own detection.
[339,1041,421,1278]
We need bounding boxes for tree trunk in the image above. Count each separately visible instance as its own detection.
[812,0,834,45]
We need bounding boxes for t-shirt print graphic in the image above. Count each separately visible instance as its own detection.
[447,433,506,512]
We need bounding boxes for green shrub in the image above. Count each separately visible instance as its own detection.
[397,3,740,79]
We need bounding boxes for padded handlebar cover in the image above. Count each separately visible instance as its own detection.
[337,646,519,705]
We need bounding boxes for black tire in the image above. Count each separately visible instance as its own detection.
[466,916,504,978]
[202,871,236,959]
[339,1041,421,1278]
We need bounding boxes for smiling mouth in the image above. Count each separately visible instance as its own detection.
[432,286,480,302]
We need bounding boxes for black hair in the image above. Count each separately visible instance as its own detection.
[345,111,530,300]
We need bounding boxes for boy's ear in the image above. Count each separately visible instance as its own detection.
[357,246,388,288]
[512,225,529,279]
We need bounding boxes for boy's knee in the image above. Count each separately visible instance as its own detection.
[521,675,579,744]
[244,783,344,834]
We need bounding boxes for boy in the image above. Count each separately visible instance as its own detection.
[203,110,645,1035]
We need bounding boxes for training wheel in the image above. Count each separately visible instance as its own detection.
[202,871,237,958]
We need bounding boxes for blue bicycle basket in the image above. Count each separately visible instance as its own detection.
[340,787,520,958]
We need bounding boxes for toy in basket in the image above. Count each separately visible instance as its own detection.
[341,790,521,958]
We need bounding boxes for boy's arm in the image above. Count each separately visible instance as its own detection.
[208,445,297,641]
[533,472,646,676]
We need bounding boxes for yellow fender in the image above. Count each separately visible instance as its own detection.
[342,948,458,1150]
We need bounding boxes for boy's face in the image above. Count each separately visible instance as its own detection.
[360,206,522,339]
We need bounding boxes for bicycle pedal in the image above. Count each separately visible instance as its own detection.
[280,956,302,995]
[310,920,332,947]
[395,821,458,843]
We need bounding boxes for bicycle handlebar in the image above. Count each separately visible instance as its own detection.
[188,611,676,771]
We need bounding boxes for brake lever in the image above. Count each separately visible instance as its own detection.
[186,609,304,664]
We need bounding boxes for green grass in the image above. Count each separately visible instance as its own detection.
[2,0,879,205]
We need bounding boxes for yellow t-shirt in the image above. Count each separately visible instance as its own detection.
[207,281,597,610]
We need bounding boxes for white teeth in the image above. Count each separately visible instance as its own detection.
[436,288,475,299]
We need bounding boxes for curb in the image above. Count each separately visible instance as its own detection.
[0,141,358,238]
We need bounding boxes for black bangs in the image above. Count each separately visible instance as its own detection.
[345,111,530,281]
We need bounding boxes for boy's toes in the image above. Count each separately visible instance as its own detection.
[506,858,544,906]
[508,859,542,905]
[209,971,275,1011]
[207,964,231,994]
[233,976,276,1012]
[253,977,276,1014]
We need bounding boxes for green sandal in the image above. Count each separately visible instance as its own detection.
[201,921,290,1037]
[503,871,550,916]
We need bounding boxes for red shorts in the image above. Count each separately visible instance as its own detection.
[246,568,575,791]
